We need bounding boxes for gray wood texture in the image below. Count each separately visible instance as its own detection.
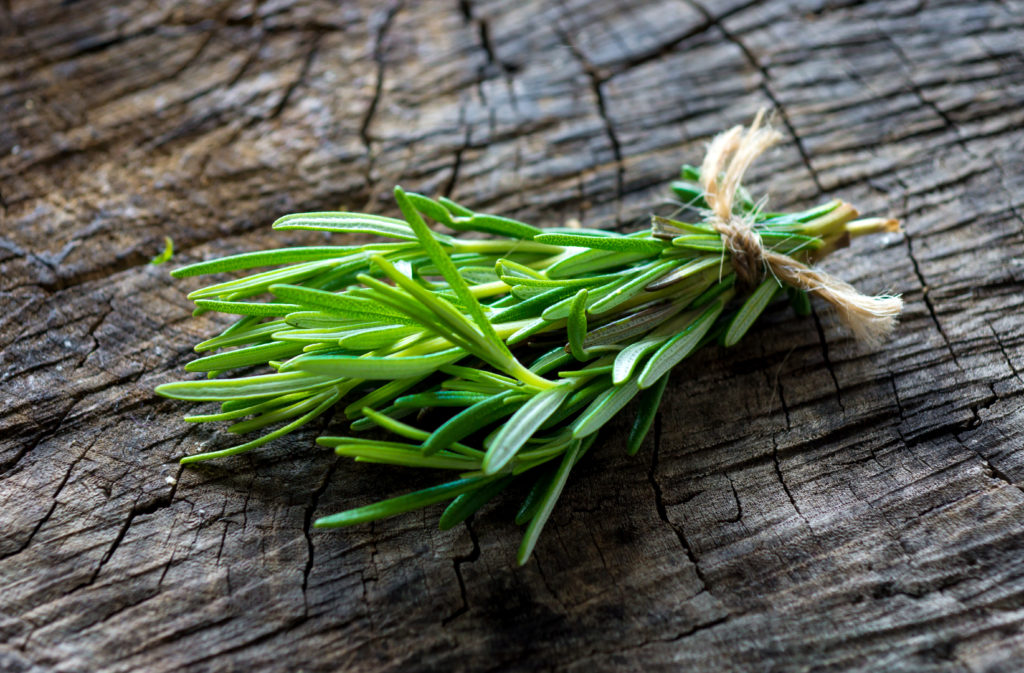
[3,0,1024,671]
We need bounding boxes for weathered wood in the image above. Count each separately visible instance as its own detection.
[3,0,1024,670]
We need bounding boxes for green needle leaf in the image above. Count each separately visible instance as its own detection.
[331,441,480,470]
[368,256,492,357]
[283,347,464,380]
[343,375,426,419]
[184,391,308,423]
[185,341,302,373]
[612,336,668,385]
[403,192,456,225]
[626,373,670,455]
[566,288,589,361]
[572,380,641,438]
[517,439,582,565]
[787,286,812,316]
[172,246,357,278]
[723,277,781,347]
[545,248,653,279]
[515,468,555,525]
[422,390,527,455]
[483,384,574,475]
[151,236,174,265]
[156,371,342,401]
[195,320,285,352]
[451,213,541,239]
[587,260,676,315]
[671,235,725,252]
[533,233,665,255]
[644,255,720,291]
[354,408,483,458]
[192,300,301,317]
[337,325,423,349]
[227,383,354,433]
[436,196,474,217]
[490,286,577,323]
[270,284,411,322]
[638,298,726,388]
[187,259,340,299]
[180,388,340,463]
[439,476,515,530]
[394,391,491,408]
[272,211,429,241]
[315,478,488,528]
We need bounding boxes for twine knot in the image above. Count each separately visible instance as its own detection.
[698,110,903,348]
[712,218,765,289]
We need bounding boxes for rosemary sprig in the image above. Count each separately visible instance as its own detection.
[158,160,898,563]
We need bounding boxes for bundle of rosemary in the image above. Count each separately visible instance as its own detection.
[157,115,901,563]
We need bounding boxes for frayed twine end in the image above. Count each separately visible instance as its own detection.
[700,109,903,347]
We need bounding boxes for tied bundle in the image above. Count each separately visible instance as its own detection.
[157,113,902,564]
[701,110,902,347]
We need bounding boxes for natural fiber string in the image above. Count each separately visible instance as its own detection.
[699,110,904,348]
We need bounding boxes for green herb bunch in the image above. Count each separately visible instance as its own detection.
[158,152,898,563]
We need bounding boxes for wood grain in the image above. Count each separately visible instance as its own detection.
[2,0,1024,671]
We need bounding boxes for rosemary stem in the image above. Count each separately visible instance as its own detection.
[507,361,560,391]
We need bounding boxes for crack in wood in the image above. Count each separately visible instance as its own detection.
[648,413,711,591]
[442,517,481,625]
[358,3,402,210]
[685,0,825,192]
[554,19,625,222]
[301,455,341,616]
[810,306,846,412]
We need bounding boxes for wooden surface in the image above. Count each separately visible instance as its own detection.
[3,1,1024,671]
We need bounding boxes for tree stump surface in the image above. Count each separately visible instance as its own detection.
[3,1,1024,671]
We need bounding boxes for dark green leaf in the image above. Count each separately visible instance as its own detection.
[572,381,641,438]
[517,440,582,564]
[270,284,410,322]
[451,213,541,239]
[626,373,669,455]
[187,260,339,300]
[644,256,720,291]
[422,390,527,455]
[588,260,676,315]
[722,277,780,347]
[787,286,812,316]
[403,192,455,225]
[671,235,725,252]
[490,286,577,323]
[483,385,573,474]
[394,391,490,408]
[314,478,488,528]
[566,289,589,361]
[439,476,514,530]
[638,298,726,388]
